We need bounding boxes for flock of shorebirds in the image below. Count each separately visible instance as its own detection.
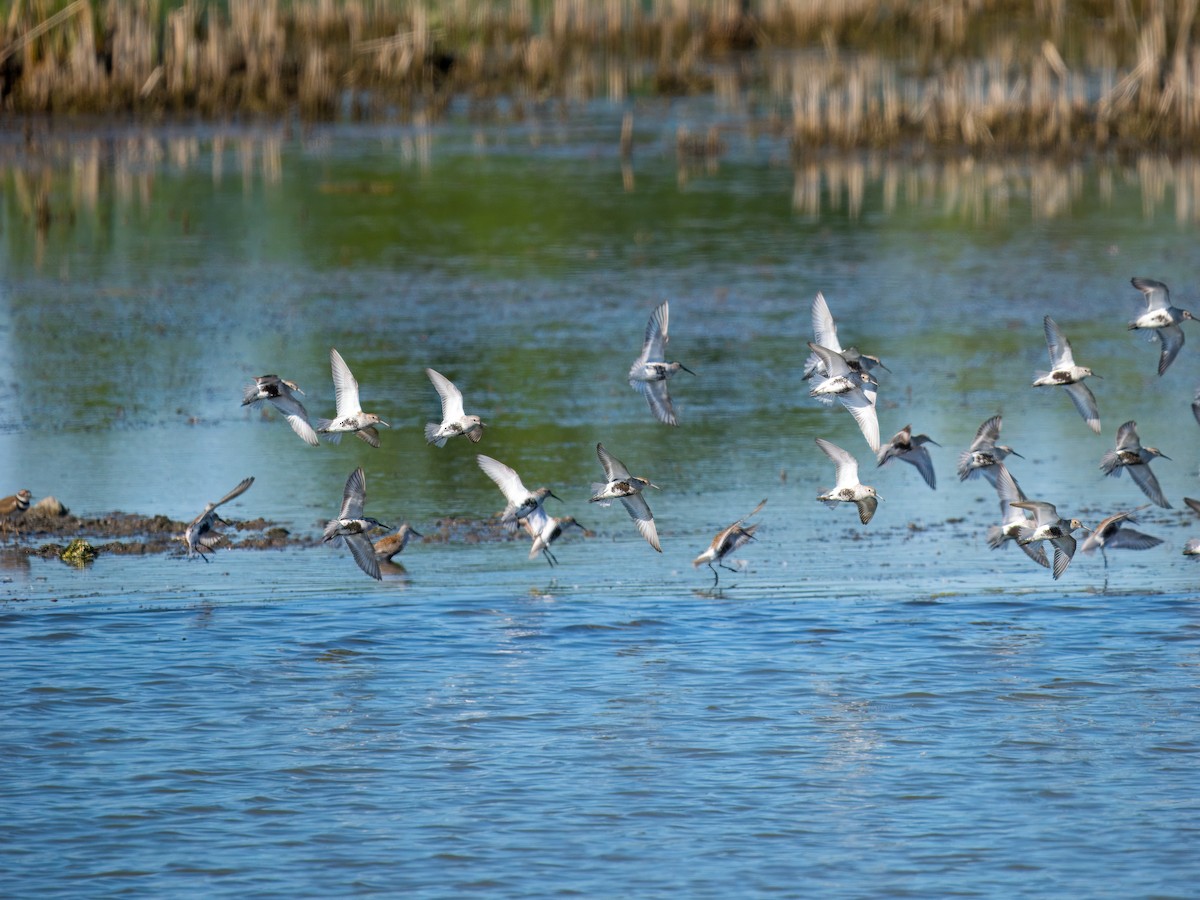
[4,276,1199,586]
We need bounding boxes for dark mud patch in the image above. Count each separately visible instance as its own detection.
[3,508,539,560]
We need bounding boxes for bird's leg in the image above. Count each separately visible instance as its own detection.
[708,563,719,587]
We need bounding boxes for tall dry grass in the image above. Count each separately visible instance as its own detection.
[1,0,1200,153]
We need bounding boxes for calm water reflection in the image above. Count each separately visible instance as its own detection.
[2,107,1199,897]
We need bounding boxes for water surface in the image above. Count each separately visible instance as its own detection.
[2,106,1199,897]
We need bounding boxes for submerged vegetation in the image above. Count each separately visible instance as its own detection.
[3,0,1200,154]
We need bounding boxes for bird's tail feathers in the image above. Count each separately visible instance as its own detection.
[1098,451,1122,476]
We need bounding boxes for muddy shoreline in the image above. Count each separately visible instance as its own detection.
[2,504,535,563]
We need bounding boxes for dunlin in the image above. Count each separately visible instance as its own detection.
[957,414,1022,485]
[1099,420,1171,509]
[1129,277,1194,375]
[424,368,484,446]
[802,292,887,380]
[242,374,319,446]
[815,438,880,524]
[477,454,560,533]
[876,424,939,489]
[986,464,1050,569]
[1033,316,1100,433]
[590,442,661,552]
[1011,499,1087,580]
[324,466,391,581]
[317,349,389,447]
[373,523,422,564]
[183,477,254,561]
[692,497,766,586]
[807,342,881,453]
[628,300,695,427]
[522,507,587,566]
[1079,506,1162,567]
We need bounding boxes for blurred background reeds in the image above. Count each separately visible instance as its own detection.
[3,0,1200,154]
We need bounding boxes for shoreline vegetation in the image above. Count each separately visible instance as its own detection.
[3,0,1200,156]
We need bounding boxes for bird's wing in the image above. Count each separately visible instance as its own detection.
[806,342,850,378]
[340,467,367,519]
[837,389,881,453]
[1043,315,1075,368]
[330,348,361,416]
[242,380,266,405]
[1104,527,1163,551]
[212,476,255,510]
[855,495,878,525]
[1010,499,1058,526]
[477,454,530,505]
[596,443,631,481]
[993,462,1021,506]
[1127,463,1171,508]
[1050,535,1076,580]
[640,301,669,361]
[904,445,937,490]
[270,394,319,446]
[1157,324,1185,375]
[1019,540,1052,568]
[355,426,381,448]
[740,498,768,523]
[1114,420,1140,452]
[811,292,842,352]
[426,368,466,421]
[1063,382,1101,434]
[816,438,860,488]
[345,532,382,580]
[1132,276,1170,311]
[619,493,661,552]
[971,415,1002,451]
[633,379,677,426]
[525,508,557,558]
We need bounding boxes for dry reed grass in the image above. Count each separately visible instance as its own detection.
[1,0,1200,153]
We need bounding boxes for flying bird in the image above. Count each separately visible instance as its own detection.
[807,342,880,453]
[590,443,661,551]
[692,498,766,586]
[985,464,1049,569]
[628,300,695,426]
[957,414,1022,485]
[242,375,320,446]
[815,438,880,524]
[1011,499,1087,580]
[802,291,887,380]
[876,424,938,489]
[1129,277,1194,375]
[424,368,484,446]
[522,507,588,566]
[183,476,254,561]
[1099,420,1171,509]
[477,454,560,533]
[1033,316,1100,433]
[1079,506,1162,568]
[317,349,389,447]
[323,467,391,581]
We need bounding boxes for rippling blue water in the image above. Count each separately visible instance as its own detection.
[5,557,1200,897]
[3,107,1200,896]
